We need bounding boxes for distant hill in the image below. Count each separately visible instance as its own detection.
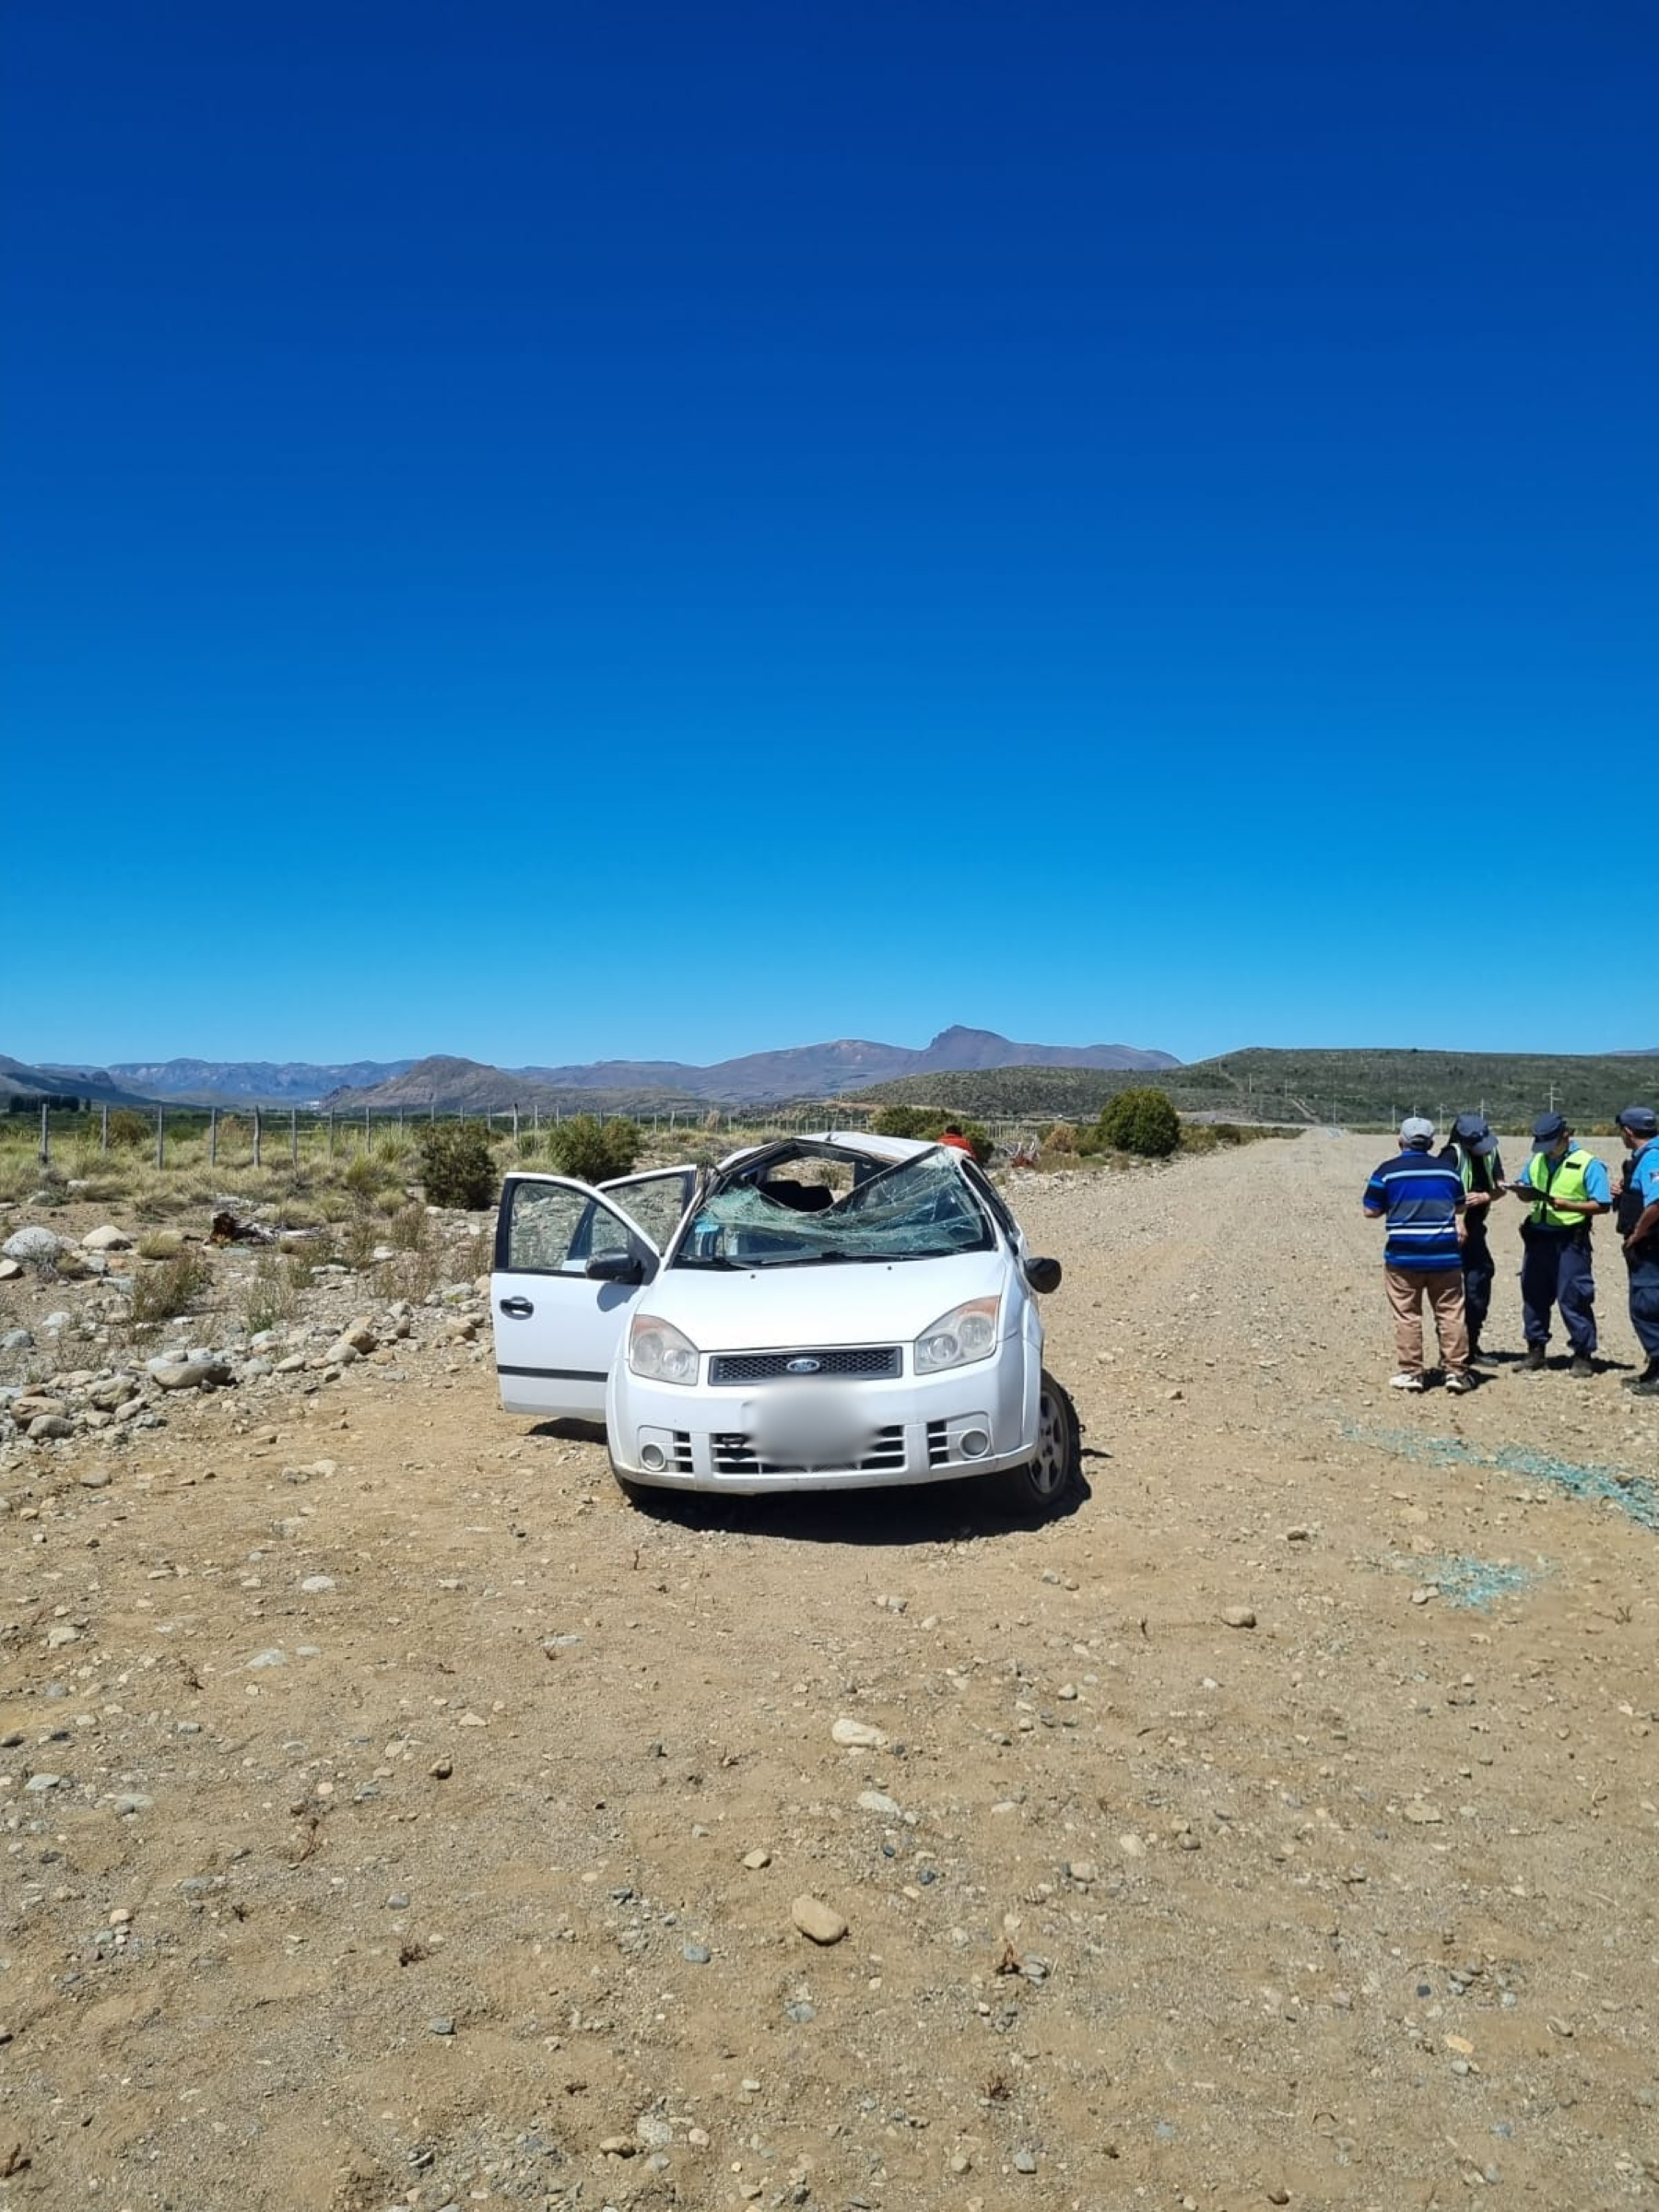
[95,1057,418,1105]
[1,1055,154,1108]
[859,1045,1659,1127]
[323,1055,709,1116]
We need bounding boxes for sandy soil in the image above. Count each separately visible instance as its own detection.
[3,1133,1657,2212]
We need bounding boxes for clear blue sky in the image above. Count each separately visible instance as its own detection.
[4,1,1654,1069]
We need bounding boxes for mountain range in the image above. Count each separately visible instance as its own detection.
[1,1030,1171,1111]
[322,1028,1180,1110]
[6,1030,1657,1114]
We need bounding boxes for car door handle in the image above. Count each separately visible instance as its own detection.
[498,1297,534,1319]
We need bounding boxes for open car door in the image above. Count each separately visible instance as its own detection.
[491,1168,697,1419]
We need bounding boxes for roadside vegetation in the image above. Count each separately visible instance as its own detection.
[856,1045,1657,1129]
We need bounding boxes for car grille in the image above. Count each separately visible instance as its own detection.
[708,1347,902,1386]
[712,1425,906,1477]
[666,1430,693,1474]
[926,1418,949,1467]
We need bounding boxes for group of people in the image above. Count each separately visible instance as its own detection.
[1362,1106,1659,1394]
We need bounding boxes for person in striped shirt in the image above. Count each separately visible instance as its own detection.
[1363,1117,1473,1393]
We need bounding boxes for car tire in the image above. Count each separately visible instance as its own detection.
[987,1371,1080,1518]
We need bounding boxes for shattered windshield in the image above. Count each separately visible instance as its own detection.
[673,1149,994,1270]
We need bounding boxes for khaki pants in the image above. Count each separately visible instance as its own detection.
[1384,1267,1469,1377]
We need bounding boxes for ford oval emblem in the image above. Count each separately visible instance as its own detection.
[785,1357,822,1374]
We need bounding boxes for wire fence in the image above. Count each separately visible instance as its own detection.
[9,1098,1069,1172]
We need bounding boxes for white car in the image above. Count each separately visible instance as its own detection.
[489,1130,1080,1515]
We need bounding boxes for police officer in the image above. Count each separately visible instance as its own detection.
[1512,1112,1611,1375]
[1440,1113,1505,1363]
[1614,1105,1659,1394]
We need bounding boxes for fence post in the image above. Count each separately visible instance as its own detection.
[253,1107,262,1168]
[39,1101,49,1165]
[156,1105,165,1169]
[512,1102,520,1142]
[532,1102,540,1137]
[209,1106,218,1166]
[100,1101,109,1154]
[327,1109,335,1159]
[290,1106,299,1166]
[364,1107,371,1153]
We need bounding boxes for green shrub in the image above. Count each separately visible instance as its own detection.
[128,1249,212,1328]
[871,1106,936,1140]
[547,1114,641,1183]
[242,1250,303,1334]
[416,1120,498,1209]
[869,1104,993,1163]
[1097,1087,1181,1159]
[109,1109,150,1149]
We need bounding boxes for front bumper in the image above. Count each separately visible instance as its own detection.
[607,1347,1036,1494]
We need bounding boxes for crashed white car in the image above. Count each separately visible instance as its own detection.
[489,1131,1079,1515]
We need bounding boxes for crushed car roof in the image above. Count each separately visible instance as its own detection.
[717,1130,937,1171]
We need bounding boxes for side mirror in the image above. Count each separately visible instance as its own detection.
[1024,1255,1063,1295]
[586,1250,646,1286]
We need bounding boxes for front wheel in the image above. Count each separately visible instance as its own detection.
[986,1371,1081,1517]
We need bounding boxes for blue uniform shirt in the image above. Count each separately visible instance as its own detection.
[1364,1147,1465,1270]
[1628,1140,1659,1210]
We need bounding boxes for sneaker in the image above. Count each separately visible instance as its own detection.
[1523,1345,1547,1372]
[1389,1371,1426,1392]
[1629,1377,1659,1398]
[1444,1372,1476,1394]
[1571,1353,1595,1379]
[1621,1362,1659,1393]
[1469,1347,1501,1368]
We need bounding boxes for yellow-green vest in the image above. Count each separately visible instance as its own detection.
[1524,1147,1595,1230]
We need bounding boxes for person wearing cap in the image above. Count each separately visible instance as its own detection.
[1613,1106,1659,1394]
[1439,1113,1507,1364]
[1362,1117,1473,1393]
[1512,1112,1611,1375]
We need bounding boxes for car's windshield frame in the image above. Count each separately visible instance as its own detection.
[666,1140,1000,1273]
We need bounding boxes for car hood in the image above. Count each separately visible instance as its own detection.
[644,1250,1014,1352]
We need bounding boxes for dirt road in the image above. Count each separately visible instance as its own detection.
[3,1134,1657,2210]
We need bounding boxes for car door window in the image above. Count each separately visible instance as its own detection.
[505,1183,620,1275]
[599,1169,695,1253]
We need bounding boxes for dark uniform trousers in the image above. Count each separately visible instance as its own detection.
[1461,1225,1496,1348]
[1628,1248,1659,1360]
[1520,1226,1596,1356]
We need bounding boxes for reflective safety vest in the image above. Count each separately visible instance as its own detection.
[1524,1147,1597,1231]
[1449,1144,1489,1240]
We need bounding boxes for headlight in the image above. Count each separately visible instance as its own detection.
[914,1296,1001,1374]
[629,1314,700,1384]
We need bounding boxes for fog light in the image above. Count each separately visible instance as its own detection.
[639,1441,667,1473]
[959,1428,990,1459]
